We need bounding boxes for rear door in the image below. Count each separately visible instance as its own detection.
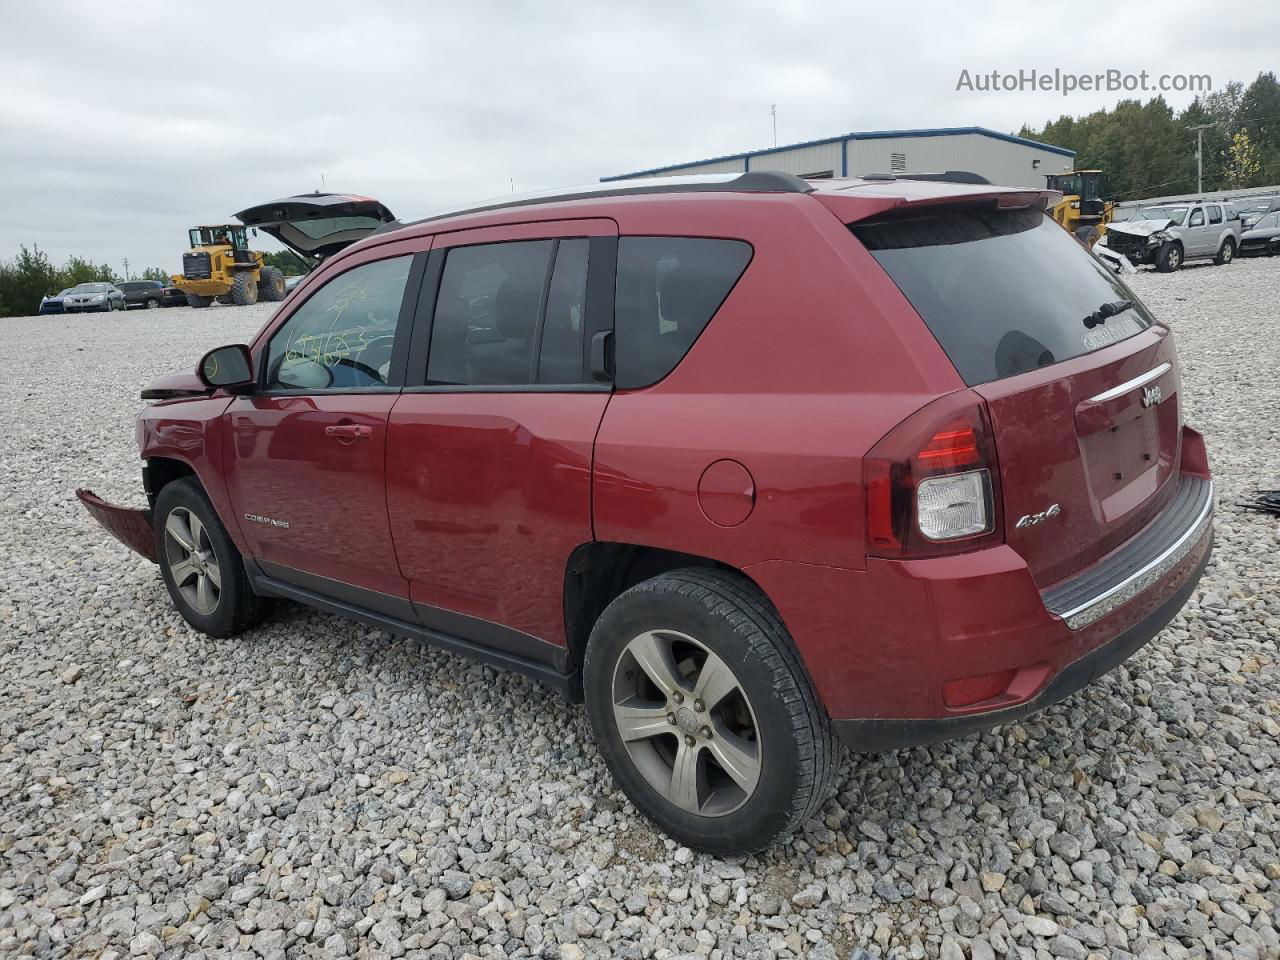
[386,219,616,657]
[235,194,397,262]
[853,203,1182,588]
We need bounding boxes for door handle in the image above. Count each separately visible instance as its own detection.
[325,424,373,441]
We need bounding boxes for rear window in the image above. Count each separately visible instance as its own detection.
[853,206,1155,386]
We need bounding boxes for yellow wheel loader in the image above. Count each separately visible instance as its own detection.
[172,224,286,309]
[1044,170,1116,248]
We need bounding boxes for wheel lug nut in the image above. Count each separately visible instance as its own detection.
[666,713,676,725]
[673,692,684,704]
[684,734,696,747]
[700,726,712,738]
[694,699,705,712]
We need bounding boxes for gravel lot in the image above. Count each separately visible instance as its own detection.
[2,260,1278,960]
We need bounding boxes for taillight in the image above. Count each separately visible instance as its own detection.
[864,391,1003,559]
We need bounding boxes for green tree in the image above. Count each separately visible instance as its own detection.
[1225,128,1263,188]
[261,250,310,275]
[0,245,59,318]
[141,266,171,282]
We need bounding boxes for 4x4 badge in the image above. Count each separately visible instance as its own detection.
[1015,503,1061,529]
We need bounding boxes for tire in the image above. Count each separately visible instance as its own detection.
[186,293,213,308]
[582,568,839,854]
[231,270,259,306]
[145,298,160,309]
[1155,242,1183,272]
[258,266,286,302]
[1214,238,1236,265]
[1075,226,1100,248]
[153,477,270,637]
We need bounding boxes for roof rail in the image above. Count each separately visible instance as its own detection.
[861,170,991,185]
[402,170,814,228]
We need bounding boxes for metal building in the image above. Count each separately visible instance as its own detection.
[603,126,1075,189]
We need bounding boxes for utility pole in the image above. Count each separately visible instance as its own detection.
[771,104,777,147]
[1188,123,1215,194]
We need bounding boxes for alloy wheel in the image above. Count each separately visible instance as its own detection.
[163,507,222,615]
[611,629,761,817]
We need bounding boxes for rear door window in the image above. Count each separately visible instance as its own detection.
[613,237,752,389]
[852,205,1156,386]
[426,238,592,387]
[1208,205,1222,225]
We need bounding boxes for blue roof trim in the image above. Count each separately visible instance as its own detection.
[601,126,1075,181]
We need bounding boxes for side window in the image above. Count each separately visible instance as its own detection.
[613,237,752,389]
[538,239,590,383]
[264,255,411,391]
[426,238,591,386]
[1189,208,1205,227]
[428,240,553,386]
[1207,205,1222,225]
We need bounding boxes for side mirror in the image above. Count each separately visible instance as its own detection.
[198,344,254,390]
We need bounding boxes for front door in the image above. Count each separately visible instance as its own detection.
[1186,206,1207,255]
[386,220,617,660]
[225,249,423,604]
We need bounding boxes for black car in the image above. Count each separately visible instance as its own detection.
[1240,211,1280,256]
[118,280,187,309]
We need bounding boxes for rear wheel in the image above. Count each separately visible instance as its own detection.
[258,266,286,302]
[231,271,258,306]
[154,478,269,637]
[1214,238,1236,265]
[1155,242,1183,272]
[582,568,838,855]
[186,293,213,308]
[145,298,160,309]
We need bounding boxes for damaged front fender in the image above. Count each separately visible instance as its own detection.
[75,489,157,563]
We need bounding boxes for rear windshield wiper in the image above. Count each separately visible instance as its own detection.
[1082,299,1133,329]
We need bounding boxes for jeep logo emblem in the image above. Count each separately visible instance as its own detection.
[1142,384,1162,408]
[1015,503,1061,529]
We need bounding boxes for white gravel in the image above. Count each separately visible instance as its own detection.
[1,261,1278,960]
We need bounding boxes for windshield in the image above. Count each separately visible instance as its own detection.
[852,205,1155,386]
[72,283,111,293]
[1136,206,1188,225]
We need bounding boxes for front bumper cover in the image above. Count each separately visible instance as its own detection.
[76,489,157,562]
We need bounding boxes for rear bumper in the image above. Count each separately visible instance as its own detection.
[832,527,1211,751]
[747,442,1214,752]
[76,489,157,562]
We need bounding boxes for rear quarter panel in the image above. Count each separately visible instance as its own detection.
[592,193,964,572]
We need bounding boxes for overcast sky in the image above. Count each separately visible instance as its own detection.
[2,0,1277,271]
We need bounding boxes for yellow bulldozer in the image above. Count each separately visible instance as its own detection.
[1044,169,1116,248]
[172,224,287,308]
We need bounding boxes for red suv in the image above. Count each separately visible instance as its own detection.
[80,175,1213,854]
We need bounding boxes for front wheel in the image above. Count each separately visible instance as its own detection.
[1214,238,1236,265]
[1156,242,1183,272]
[153,478,270,637]
[231,271,258,306]
[582,568,838,855]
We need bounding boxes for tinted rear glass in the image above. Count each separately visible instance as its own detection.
[614,237,752,389]
[853,206,1155,386]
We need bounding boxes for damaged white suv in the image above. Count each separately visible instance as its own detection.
[1100,202,1242,272]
